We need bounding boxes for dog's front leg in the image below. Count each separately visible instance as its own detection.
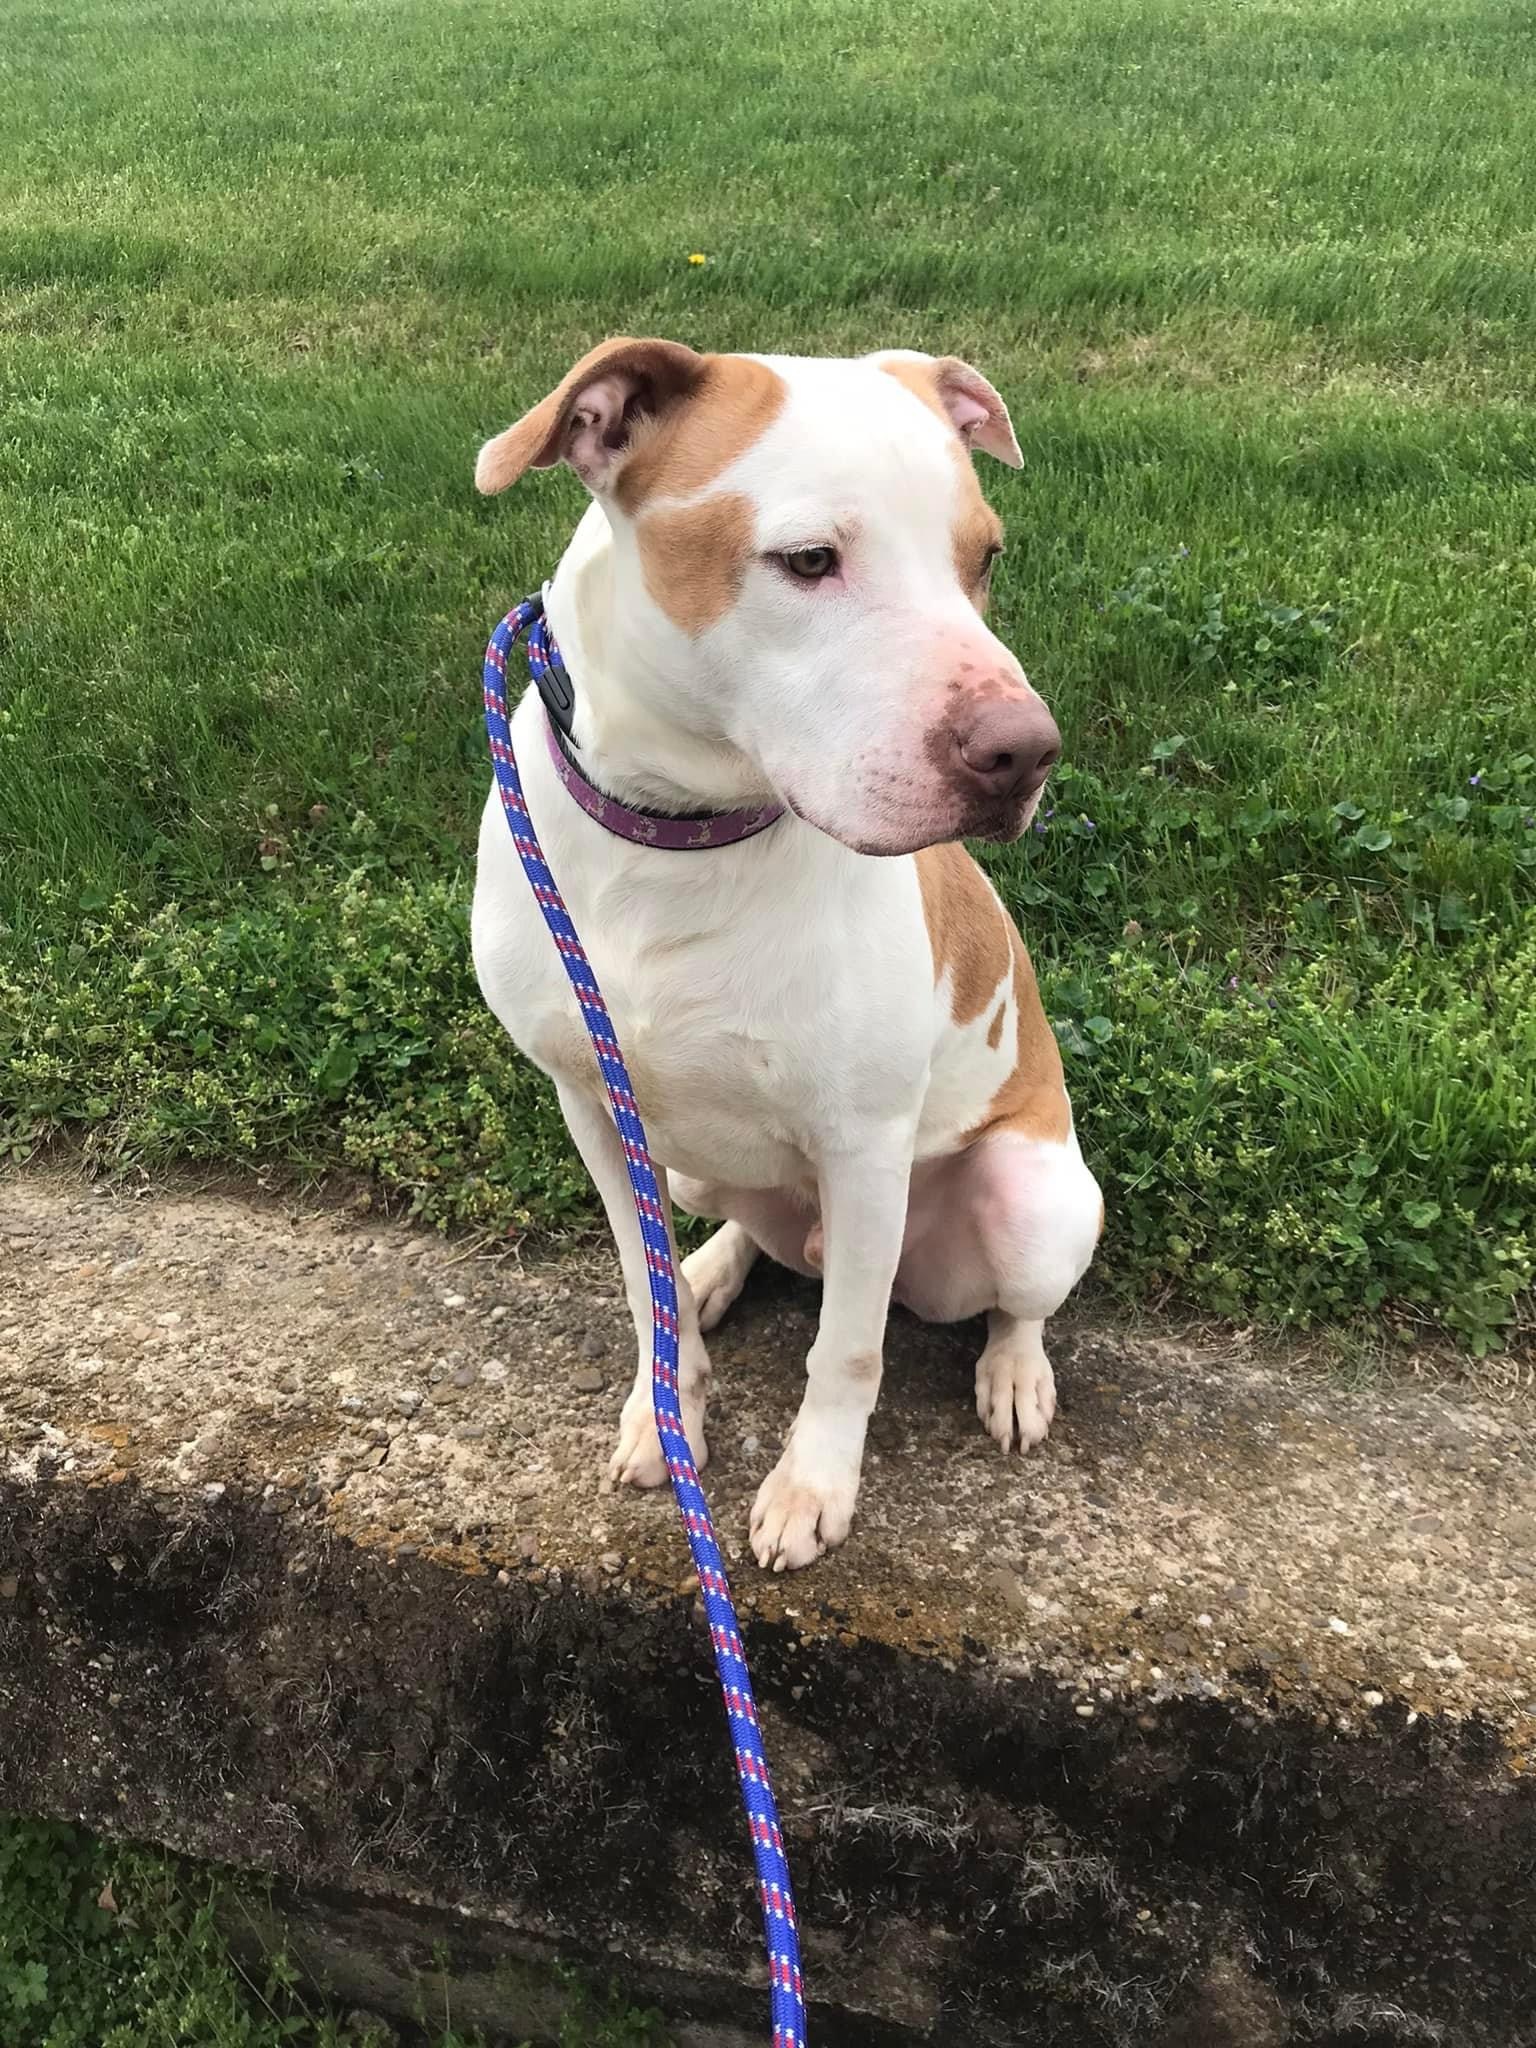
[555,1083,711,1488]
[750,1137,913,1572]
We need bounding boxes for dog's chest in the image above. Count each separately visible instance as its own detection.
[476,766,936,1187]
[572,923,814,1183]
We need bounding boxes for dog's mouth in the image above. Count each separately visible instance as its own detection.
[958,783,1048,844]
[782,781,1048,857]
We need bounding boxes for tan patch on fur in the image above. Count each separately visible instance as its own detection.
[915,844,1012,1026]
[636,491,755,635]
[614,354,786,512]
[881,355,953,428]
[969,929,1071,1145]
[918,843,1073,1145]
[881,364,1003,604]
[950,444,1005,605]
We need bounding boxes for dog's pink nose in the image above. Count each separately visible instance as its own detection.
[954,697,1061,801]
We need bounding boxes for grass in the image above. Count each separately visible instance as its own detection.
[0,1814,670,2048]
[3,0,1534,1348]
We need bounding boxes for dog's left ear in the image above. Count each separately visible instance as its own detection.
[476,336,705,495]
[874,351,1023,468]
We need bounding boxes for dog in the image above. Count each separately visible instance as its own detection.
[471,339,1102,1571]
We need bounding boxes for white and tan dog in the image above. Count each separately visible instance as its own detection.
[471,339,1102,1571]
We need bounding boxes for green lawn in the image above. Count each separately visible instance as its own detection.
[3,0,1533,1347]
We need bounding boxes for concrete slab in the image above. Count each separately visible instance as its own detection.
[2,1168,1533,2045]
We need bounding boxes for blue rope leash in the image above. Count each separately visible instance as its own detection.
[483,598,808,2046]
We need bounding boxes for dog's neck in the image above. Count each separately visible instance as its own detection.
[543,521,778,820]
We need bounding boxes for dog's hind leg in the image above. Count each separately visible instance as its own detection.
[556,1085,711,1488]
[670,1173,822,1330]
[898,1130,1101,1452]
[681,1223,761,1333]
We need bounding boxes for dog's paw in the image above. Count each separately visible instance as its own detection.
[681,1225,756,1334]
[749,1451,857,1572]
[608,1406,669,1489]
[608,1381,709,1489]
[975,1338,1056,1453]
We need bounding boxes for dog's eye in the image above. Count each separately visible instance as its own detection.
[982,542,1004,577]
[781,546,839,581]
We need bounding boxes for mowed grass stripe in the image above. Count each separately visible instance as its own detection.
[4,0,1536,359]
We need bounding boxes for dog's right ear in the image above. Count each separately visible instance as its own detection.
[475,337,705,496]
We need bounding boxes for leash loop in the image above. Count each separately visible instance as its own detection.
[483,598,808,2046]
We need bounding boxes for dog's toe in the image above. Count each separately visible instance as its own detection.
[609,1432,668,1489]
[749,1455,856,1572]
[608,1384,709,1489]
[975,1342,1056,1454]
[608,1405,669,1489]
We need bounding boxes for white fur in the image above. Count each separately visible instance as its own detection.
[471,351,1101,1570]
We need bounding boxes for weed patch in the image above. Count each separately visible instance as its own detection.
[0,1814,671,2047]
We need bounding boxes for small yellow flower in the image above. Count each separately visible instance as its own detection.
[687,251,708,266]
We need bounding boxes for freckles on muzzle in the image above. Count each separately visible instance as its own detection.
[790,728,1060,859]
[781,679,1063,856]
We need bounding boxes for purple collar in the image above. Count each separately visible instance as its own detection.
[542,716,786,849]
[527,598,786,851]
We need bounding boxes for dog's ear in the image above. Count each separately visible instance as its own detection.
[874,351,1023,468]
[475,337,706,495]
[929,357,1023,467]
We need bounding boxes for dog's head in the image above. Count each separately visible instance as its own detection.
[477,339,1059,854]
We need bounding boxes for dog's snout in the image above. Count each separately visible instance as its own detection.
[954,698,1061,802]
